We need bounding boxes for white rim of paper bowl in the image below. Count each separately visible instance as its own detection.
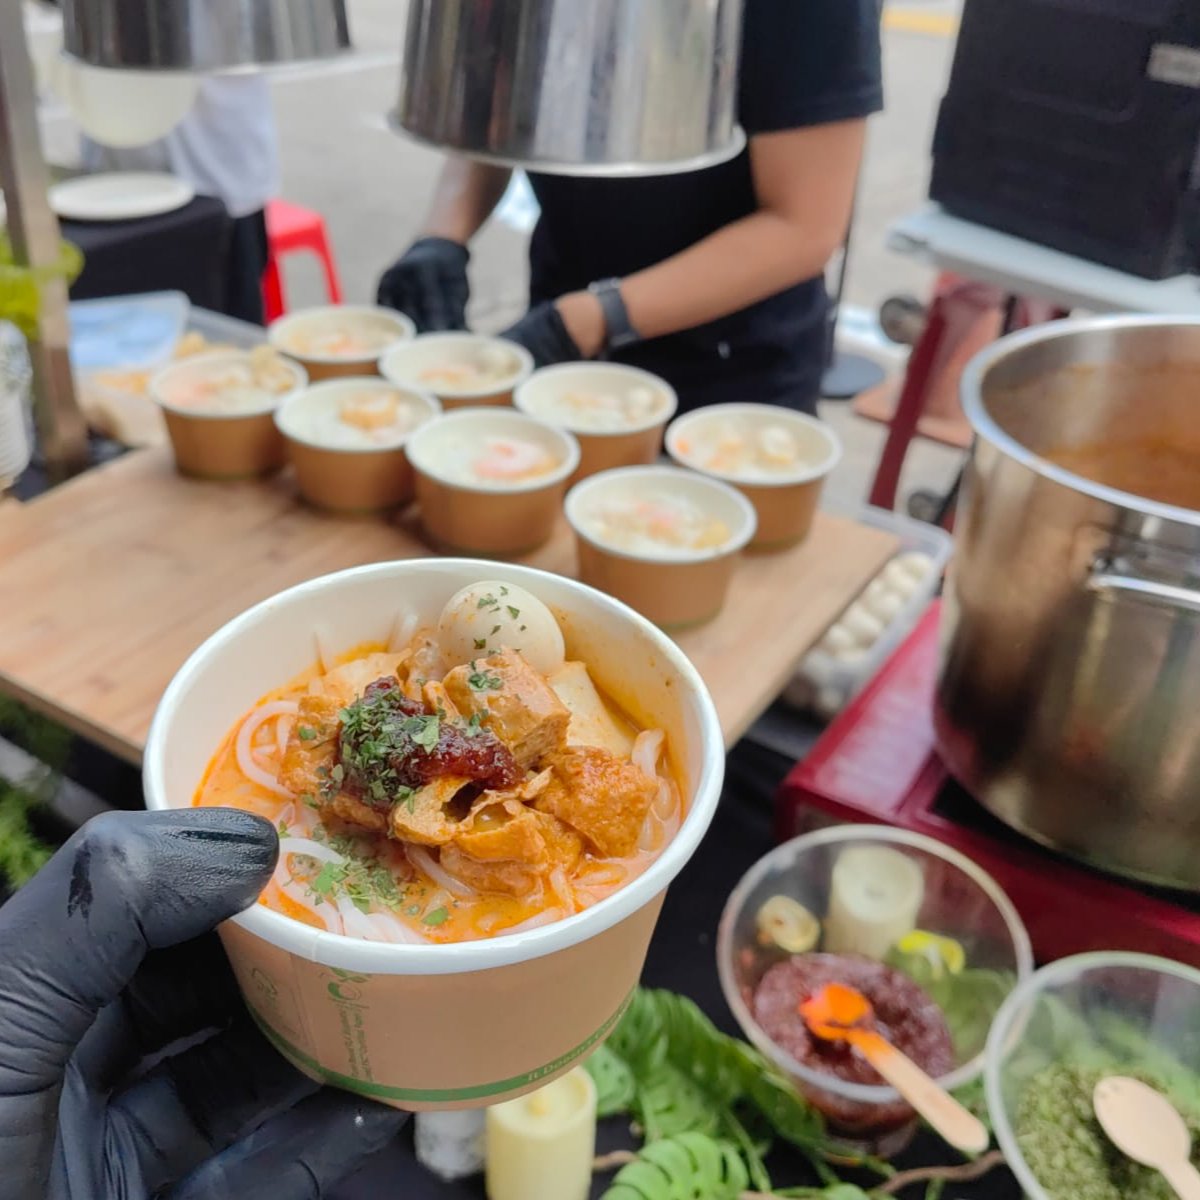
[268,306,417,367]
[666,403,843,488]
[514,362,679,438]
[379,333,534,399]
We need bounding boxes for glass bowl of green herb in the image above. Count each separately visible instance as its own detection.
[985,951,1200,1200]
[717,825,1032,1156]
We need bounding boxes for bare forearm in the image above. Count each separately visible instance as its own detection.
[622,210,842,340]
[421,158,512,245]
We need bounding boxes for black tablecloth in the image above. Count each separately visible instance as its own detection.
[333,739,1022,1199]
[64,195,231,312]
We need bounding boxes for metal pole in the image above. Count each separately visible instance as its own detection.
[0,3,89,478]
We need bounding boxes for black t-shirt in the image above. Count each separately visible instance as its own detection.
[526,0,883,413]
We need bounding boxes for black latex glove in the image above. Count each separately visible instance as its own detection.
[500,301,584,368]
[375,236,470,332]
[0,809,407,1200]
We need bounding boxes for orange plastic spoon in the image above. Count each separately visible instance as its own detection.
[800,982,989,1155]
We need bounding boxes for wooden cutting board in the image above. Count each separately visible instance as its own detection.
[0,449,899,761]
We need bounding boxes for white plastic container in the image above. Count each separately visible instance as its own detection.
[784,507,953,718]
[0,322,33,488]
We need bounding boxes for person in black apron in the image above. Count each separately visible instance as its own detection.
[377,0,883,416]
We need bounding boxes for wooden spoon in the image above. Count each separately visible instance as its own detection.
[799,982,990,1155]
[1094,1076,1200,1200]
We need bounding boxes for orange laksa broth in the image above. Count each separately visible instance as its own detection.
[195,595,684,945]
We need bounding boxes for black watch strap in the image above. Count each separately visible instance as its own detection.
[588,278,641,354]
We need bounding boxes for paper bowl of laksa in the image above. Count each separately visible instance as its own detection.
[667,403,842,550]
[144,561,723,1111]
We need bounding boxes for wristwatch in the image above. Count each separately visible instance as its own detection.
[587,278,642,354]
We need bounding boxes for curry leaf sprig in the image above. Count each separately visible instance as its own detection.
[588,989,892,1200]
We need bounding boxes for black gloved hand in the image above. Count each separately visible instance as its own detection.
[500,301,584,368]
[375,236,470,332]
[0,809,407,1200]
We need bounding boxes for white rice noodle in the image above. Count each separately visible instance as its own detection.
[500,908,564,936]
[274,835,348,889]
[631,729,665,778]
[387,609,419,654]
[374,911,429,944]
[407,844,473,898]
[275,874,342,935]
[653,778,676,820]
[548,867,573,911]
[236,702,300,798]
[275,713,294,758]
[335,894,380,941]
[313,627,336,674]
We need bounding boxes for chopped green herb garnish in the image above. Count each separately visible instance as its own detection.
[297,726,317,741]
[406,903,422,917]
[301,793,319,810]
[506,606,520,620]
[491,624,501,635]
[408,714,440,752]
[465,710,487,735]
[476,593,500,610]
[499,586,509,596]
[519,625,527,632]
[473,637,487,650]
[399,786,416,813]
[277,820,290,838]
[467,670,503,692]
[311,861,348,898]
[423,906,450,927]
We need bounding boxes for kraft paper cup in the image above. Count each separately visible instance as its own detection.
[406,408,581,557]
[144,560,724,1111]
[565,465,757,630]
[269,305,416,382]
[274,379,440,513]
[151,350,306,480]
[515,363,678,483]
[380,333,533,411]
[666,404,842,551]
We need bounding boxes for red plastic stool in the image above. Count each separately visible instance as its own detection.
[262,199,344,321]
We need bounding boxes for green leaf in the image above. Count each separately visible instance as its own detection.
[585,1044,637,1118]
[601,1134,749,1200]
[422,906,449,926]
[0,235,84,340]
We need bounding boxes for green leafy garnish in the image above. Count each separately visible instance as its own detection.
[422,906,450,927]
[491,624,501,635]
[467,670,503,692]
[506,605,520,620]
[277,820,290,838]
[297,726,317,741]
[476,593,500,610]
[473,637,488,650]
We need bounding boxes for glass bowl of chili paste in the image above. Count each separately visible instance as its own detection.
[717,826,1032,1155]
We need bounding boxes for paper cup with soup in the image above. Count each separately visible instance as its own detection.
[380,333,533,411]
[566,465,757,630]
[275,379,440,513]
[406,408,580,557]
[667,403,842,551]
[269,305,416,382]
[144,560,724,1110]
[515,363,678,483]
[150,347,306,479]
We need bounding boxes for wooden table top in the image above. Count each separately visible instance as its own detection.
[0,449,898,763]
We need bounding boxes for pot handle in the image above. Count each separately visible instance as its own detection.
[1088,571,1200,616]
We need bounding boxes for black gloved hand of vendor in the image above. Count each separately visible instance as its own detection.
[0,809,407,1200]
[500,301,584,368]
[376,236,471,332]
